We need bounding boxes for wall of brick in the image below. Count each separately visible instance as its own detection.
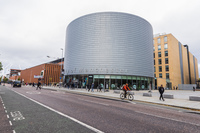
[21,63,61,85]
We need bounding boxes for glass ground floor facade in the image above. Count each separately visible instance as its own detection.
[65,75,154,90]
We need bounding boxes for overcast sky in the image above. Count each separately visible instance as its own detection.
[0,0,200,77]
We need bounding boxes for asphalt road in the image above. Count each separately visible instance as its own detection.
[1,85,200,133]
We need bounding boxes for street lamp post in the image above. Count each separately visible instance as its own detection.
[60,48,63,88]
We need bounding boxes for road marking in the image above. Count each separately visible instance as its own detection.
[11,111,25,121]
[0,96,2,102]
[78,98,109,106]
[7,115,10,118]
[12,90,104,133]
[26,91,41,94]
[135,111,200,126]
[9,121,12,126]
[5,110,7,113]
[13,130,16,133]
[129,101,136,104]
[51,91,65,94]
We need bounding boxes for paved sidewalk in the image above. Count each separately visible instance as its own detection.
[43,86,200,111]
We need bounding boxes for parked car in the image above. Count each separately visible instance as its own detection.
[13,81,21,87]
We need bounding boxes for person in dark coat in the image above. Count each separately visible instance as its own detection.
[159,84,165,101]
[91,83,94,92]
[36,81,41,90]
[88,84,91,92]
[193,86,196,91]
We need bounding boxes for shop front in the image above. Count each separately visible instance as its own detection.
[65,75,153,90]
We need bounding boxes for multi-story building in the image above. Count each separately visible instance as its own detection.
[64,12,154,90]
[153,33,199,89]
[10,69,21,77]
[9,69,21,81]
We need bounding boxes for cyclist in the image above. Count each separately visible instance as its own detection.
[123,83,130,98]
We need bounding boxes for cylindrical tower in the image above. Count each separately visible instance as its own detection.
[65,12,153,77]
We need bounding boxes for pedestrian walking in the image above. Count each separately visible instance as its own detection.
[193,86,196,91]
[159,84,165,101]
[99,83,103,92]
[91,83,94,92]
[88,84,91,92]
[36,81,41,90]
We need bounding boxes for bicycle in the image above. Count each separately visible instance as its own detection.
[120,91,134,101]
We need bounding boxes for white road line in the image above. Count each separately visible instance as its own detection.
[129,101,136,104]
[12,90,104,133]
[51,91,65,94]
[4,106,6,109]
[5,110,7,113]
[7,115,10,118]
[135,111,200,126]
[9,121,12,126]
[78,98,109,106]
[0,96,3,103]
[13,130,16,133]
[26,91,41,94]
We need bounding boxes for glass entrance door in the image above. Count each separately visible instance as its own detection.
[105,79,110,90]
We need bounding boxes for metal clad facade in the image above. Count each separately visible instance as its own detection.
[179,42,184,84]
[65,12,153,77]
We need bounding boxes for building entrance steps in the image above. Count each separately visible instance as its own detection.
[42,86,200,111]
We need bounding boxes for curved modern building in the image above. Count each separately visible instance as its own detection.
[64,12,154,90]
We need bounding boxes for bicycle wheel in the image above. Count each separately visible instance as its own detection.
[128,94,134,101]
[120,93,125,100]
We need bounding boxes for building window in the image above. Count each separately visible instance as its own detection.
[165,51,168,56]
[166,73,169,79]
[154,66,156,72]
[154,60,155,65]
[153,46,155,51]
[158,45,161,50]
[158,52,161,57]
[158,59,162,65]
[153,53,155,58]
[157,38,160,43]
[164,36,167,42]
[159,73,162,78]
[159,66,162,72]
[165,58,168,64]
[164,43,168,49]
[166,65,169,71]
[154,74,156,77]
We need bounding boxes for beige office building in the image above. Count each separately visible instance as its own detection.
[153,33,199,89]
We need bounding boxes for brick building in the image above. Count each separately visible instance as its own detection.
[21,59,64,85]
[9,69,21,81]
